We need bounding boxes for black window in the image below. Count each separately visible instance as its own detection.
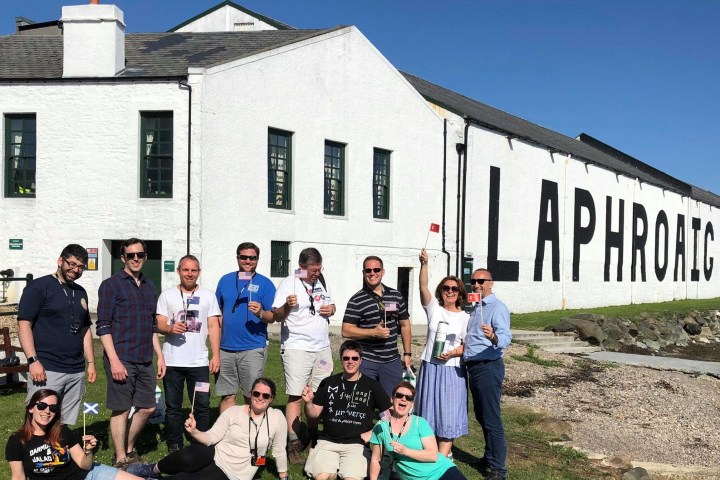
[140,112,173,198]
[324,141,345,215]
[373,148,391,219]
[271,241,290,277]
[4,114,36,197]
[268,129,292,209]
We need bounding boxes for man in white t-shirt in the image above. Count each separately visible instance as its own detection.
[156,255,221,452]
[272,247,336,464]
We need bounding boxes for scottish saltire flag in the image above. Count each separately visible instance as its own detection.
[238,271,253,280]
[294,268,308,279]
[194,382,210,393]
[83,403,99,414]
[429,223,440,233]
[467,293,481,303]
[385,302,398,312]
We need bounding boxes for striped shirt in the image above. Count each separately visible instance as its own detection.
[342,284,409,362]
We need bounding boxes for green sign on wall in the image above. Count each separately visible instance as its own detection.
[9,239,23,250]
[164,260,175,272]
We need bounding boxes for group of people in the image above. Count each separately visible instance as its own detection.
[5,238,512,480]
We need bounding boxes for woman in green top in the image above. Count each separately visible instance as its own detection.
[369,382,467,480]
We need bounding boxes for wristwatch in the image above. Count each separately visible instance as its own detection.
[28,356,39,365]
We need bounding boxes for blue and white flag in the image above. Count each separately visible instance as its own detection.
[83,403,99,415]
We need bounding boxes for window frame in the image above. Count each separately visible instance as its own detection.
[372,148,391,219]
[323,140,345,216]
[140,111,174,199]
[268,128,292,210]
[270,240,291,277]
[4,113,37,198]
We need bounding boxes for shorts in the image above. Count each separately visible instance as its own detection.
[214,346,267,398]
[305,439,367,480]
[27,370,85,425]
[103,357,157,411]
[281,348,333,396]
[84,462,124,480]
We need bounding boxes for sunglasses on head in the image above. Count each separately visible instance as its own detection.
[393,392,415,402]
[442,285,460,293]
[124,252,147,260]
[363,268,382,274]
[251,390,272,400]
[470,278,490,285]
[237,255,258,261]
[34,402,59,413]
[342,355,360,362]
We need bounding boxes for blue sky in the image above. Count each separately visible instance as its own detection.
[2,0,718,195]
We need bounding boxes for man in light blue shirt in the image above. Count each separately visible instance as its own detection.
[464,268,511,480]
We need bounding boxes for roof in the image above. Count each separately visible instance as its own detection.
[0,29,335,79]
[168,1,295,32]
[402,71,720,206]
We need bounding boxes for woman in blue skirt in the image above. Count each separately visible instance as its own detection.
[414,249,469,457]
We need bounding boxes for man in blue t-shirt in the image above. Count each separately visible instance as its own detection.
[214,242,276,411]
[17,244,96,425]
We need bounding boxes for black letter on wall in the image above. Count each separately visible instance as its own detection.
[604,196,624,282]
[655,210,669,281]
[631,203,648,282]
[572,188,595,281]
[487,166,519,281]
[534,180,560,281]
[691,217,701,281]
[674,214,686,281]
[705,221,714,281]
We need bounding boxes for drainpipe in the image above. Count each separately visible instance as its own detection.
[455,142,464,277]
[460,117,470,277]
[441,119,451,276]
[179,79,192,255]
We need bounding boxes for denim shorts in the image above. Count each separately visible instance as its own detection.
[85,463,122,480]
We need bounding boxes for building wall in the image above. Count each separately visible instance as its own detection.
[175,5,279,32]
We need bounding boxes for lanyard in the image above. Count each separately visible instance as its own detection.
[55,273,78,333]
[248,410,269,455]
[178,285,198,322]
[390,414,410,443]
[341,374,360,405]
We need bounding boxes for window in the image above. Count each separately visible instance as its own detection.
[373,148,391,219]
[268,129,292,209]
[4,114,36,197]
[324,141,345,215]
[140,112,173,198]
[271,241,290,277]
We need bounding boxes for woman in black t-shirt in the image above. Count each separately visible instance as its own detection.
[5,389,141,480]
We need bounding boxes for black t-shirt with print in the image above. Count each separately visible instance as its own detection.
[5,425,86,480]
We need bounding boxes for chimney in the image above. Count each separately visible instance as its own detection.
[61,2,125,77]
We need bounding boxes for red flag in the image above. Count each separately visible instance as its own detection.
[429,223,440,233]
[467,293,482,303]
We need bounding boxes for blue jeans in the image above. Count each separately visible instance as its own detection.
[467,358,507,478]
[163,366,210,448]
[359,357,402,396]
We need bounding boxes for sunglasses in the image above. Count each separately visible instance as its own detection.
[308,294,316,315]
[363,268,382,274]
[251,390,272,400]
[237,255,258,261]
[470,278,490,285]
[442,285,460,293]
[342,355,360,362]
[124,252,147,260]
[34,402,60,413]
[393,392,415,402]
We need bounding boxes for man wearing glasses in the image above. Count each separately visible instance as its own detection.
[341,256,412,395]
[302,340,391,480]
[273,247,336,464]
[214,242,276,412]
[463,269,512,480]
[97,237,165,469]
[17,244,96,425]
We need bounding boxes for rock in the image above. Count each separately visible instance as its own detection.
[697,337,711,344]
[565,318,606,345]
[605,454,632,469]
[634,341,648,349]
[564,313,605,322]
[684,322,702,335]
[644,339,661,351]
[536,418,572,440]
[623,467,651,480]
[550,320,576,333]
[701,326,713,337]
[602,338,623,351]
[605,324,627,341]
[637,325,659,342]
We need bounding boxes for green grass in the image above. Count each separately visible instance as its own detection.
[512,297,720,330]
[511,344,565,368]
[0,339,617,479]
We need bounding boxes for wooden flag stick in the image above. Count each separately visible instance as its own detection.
[423,230,431,250]
[83,411,86,438]
[191,390,197,416]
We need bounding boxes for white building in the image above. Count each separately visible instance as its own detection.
[1,1,717,318]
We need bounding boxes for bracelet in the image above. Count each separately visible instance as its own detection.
[403,352,412,357]
[87,361,95,364]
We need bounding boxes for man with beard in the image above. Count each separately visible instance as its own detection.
[156,255,221,452]
[17,244,96,425]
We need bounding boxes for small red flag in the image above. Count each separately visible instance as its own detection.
[429,223,440,233]
[467,293,482,303]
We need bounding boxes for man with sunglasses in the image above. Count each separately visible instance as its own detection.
[214,242,276,412]
[97,237,165,469]
[17,244,96,425]
[272,247,336,464]
[341,256,412,395]
[464,269,511,480]
[302,340,391,480]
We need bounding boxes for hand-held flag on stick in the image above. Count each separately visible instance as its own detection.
[383,301,398,327]
[83,402,99,437]
[467,293,481,303]
[424,223,440,249]
[294,268,308,295]
[191,382,210,415]
[238,271,252,280]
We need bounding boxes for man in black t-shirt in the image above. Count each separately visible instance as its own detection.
[302,340,391,480]
[17,244,96,425]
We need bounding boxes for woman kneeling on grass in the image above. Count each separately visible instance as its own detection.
[369,382,467,480]
[5,388,142,480]
[128,377,288,480]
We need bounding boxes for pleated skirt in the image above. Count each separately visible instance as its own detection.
[414,360,468,439]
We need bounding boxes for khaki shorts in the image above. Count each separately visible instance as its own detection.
[305,439,368,480]
[215,346,267,398]
[281,348,333,396]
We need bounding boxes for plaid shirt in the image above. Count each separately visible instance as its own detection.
[97,270,158,363]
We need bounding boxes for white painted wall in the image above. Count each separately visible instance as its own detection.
[175,5,280,32]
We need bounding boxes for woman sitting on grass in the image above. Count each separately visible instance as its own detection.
[128,377,288,480]
[5,388,142,480]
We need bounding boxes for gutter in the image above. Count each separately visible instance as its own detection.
[178,80,192,255]
[441,119,451,276]
[460,117,470,277]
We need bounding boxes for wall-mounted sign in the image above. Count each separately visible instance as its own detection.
[87,248,98,271]
[9,239,23,250]
[164,260,175,272]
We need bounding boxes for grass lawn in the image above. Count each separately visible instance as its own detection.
[0,339,618,480]
[512,297,720,331]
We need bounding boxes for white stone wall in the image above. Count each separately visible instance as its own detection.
[175,5,280,32]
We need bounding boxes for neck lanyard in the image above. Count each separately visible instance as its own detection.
[248,409,269,455]
[179,285,198,321]
[341,374,360,405]
[54,273,77,328]
[390,414,410,443]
